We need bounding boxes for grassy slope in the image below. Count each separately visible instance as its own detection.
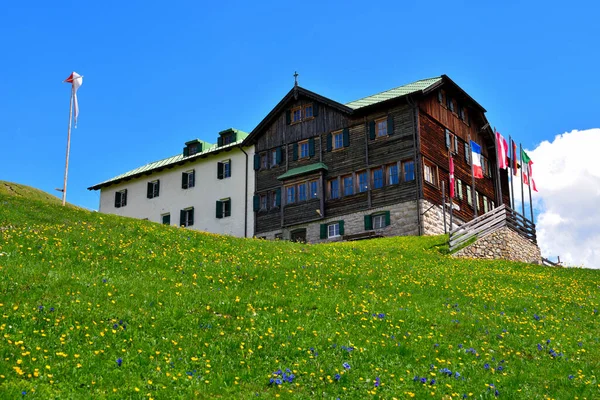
[0,184,598,399]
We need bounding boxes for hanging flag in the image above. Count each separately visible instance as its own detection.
[511,140,518,175]
[495,131,509,169]
[449,155,455,198]
[521,150,538,192]
[64,72,83,127]
[470,140,483,179]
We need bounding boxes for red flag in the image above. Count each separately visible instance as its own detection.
[512,140,518,175]
[449,155,455,198]
[495,131,509,169]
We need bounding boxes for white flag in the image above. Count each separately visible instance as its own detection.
[64,72,83,127]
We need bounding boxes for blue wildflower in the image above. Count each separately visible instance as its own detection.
[430,379,436,385]
[533,314,541,321]
[38,305,43,311]
[484,363,490,370]
[374,377,380,387]
[537,344,543,351]
[334,374,341,381]
[568,375,574,380]
[454,371,461,378]
[497,365,504,372]
[546,339,551,344]
[275,378,282,385]
[495,389,499,396]
[49,307,54,312]
[342,362,351,370]
[420,377,427,384]
[413,376,419,382]
[116,358,123,367]
[269,378,275,385]
[113,323,118,329]
[21,391,26,396]
[458,344,463,349]
[377,313,385,319]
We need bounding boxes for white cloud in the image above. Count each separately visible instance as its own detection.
[525,129,600,268]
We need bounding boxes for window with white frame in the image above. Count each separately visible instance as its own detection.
[373,214,386,229]
[328,222,340,238]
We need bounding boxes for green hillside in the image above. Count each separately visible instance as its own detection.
[0,183,598,399]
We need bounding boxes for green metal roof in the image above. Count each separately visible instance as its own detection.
[345,77,442,109]
[219,128,249,140]
[88,137,247,190]
[277,163,328,180]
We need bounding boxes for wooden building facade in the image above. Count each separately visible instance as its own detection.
[245,75,510,242]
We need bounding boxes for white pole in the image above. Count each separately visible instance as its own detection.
[62,86,74,206]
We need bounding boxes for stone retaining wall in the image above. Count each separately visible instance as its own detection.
[452,226,541,264]
[420,199,464,235]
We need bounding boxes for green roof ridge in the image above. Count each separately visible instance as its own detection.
[345,76,442,109]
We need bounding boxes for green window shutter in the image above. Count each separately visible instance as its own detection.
[339,220,345,236]
[183,147,189,157]
[180,210,185,226]
[253,154,260,170]
[286,110,291,125]
[216,201,222,219]
[326,133,332,152]
[276,147,282,164]
[181,172,186,188]
[369,121,376,140]
[308,138,315,157]
[253,195,260,212]
[384,211,391,226]
[320,224,327,239]
[292,143,298,161]
[313,103,319,117]
[225,199,231,217]
[364,214,372,230]
[147,182,152,198]
[387,115,395,135]
[342,128,349,147]
[189,208,194,226]
[217,137,224,147]
[275,189,281,206]
[217,162,224,179]
[445,129,451,149]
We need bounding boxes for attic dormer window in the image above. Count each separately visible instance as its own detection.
[287,103,316,125]
[189,144,199,155]
[292,107,302,123]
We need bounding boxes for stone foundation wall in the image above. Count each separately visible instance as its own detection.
[452,226,541,264]
[420,199,464,235]
[258,200,419,243]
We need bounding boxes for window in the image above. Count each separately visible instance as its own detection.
[456,179,464,200]
[299,140,309,159]
[217,160,231,179]
[182,170,195,189]
[387,164,399,185]
[333,131,344,150]
[445,130,459,154]
[342,175,354,196]
[376,118,388,137]
[475,192,480,211]
[329,179,339,199]
[271,149,277,167]
[260,153,268,169]
[423,159,438,187]
[490,200,495,209]
[483,196,489,213]
[309,180,319,199]
[373,214,386,229]
[292,107,302,123]
[161,214,170,225]
[328,223,340,238]
[365,211,390,230]
[180,207,194,227]
[298,182,307,202]
[216,199,231,218]
[357,171,368,193]
[372,167,384,189]
[114,189,127,208]
[403,160,415,182]
[447,96,455,113]
[222,133,234,145]
[438,89,446,105]
[260,194,267,211]
[304,104,313,119]
[147,180,160,199]
[189,144,199,155]
[466,186,472,206]
[286,186,296,204]
[270,190,279,208]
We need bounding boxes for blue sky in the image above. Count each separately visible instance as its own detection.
[1,1,599,265]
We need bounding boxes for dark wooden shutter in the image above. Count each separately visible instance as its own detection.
[384,211,391,226]
[216,201,222,219]
[122,190,127,206]
[276,147,282,165]
[180,210,185,226]
[217,137,224,147]
[308,138,315,157]
[253,154,260,170]
[286,110,291,125]
[369,121,376,140]
[253,195,260,212]
[183,147,189,157]
[275,188,281,206]
[343,128,349,147]
[225,199,231,217]
[313,103,319,117]
[364,215,372,230]
[339,220,345,235]
[217,162,224,179]
[445,129,451,149]
[147,182,153,198]
[320,224,327,239]
[387,115,395,135]
[292,143,298,161]
[115,191,121,208]
[189,208,194,226]
[326,133,332,152]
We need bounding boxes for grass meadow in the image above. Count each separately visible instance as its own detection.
[0,183,598,399]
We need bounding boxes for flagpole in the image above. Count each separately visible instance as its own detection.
[469,135,477,218]
[519,143,525,218]
[62,86,74,206]
[527,157,534,223]
[509,135,515,210]
[492,128,503,207]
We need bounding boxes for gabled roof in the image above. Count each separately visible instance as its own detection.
[88,138,247,191]
[345,77,443,109]
[244,86,354,144]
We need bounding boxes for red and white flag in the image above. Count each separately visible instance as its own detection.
[449,155,455,198]
[64,72,83,127]
[495,131,509,169]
